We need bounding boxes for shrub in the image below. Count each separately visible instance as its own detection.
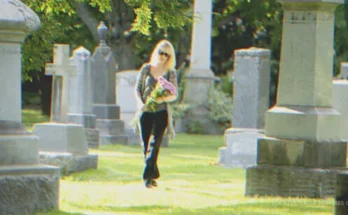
[207,86,233,131]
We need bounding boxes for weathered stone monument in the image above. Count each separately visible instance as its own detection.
[0,1,60,214]
[45,44,75,123]
[116,70,141,144]
[219,47,270,168]
[34,44,98,174]
[68,46,100,148]
[92,22,128,144]
[183,0,217,134]
[246,0,345,198]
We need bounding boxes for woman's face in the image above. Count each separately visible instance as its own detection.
[157,46,170,64]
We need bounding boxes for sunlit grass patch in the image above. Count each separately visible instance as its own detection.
[21,109,335,215]
[22,108,49,131]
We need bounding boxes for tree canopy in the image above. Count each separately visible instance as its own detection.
[22,0,193,80]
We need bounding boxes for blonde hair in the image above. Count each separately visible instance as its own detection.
[149,40,176,71]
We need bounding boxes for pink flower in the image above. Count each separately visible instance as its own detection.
[157,76,177,95]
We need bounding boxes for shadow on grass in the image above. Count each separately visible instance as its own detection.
[64,201,333,215]
[36,210,85,215]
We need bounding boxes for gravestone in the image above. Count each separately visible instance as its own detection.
[219,47,270,168]
[92,22,128,144]
[338,63,348,79]
[183,0,218,134]
[68,46,100,148]
[246,0,346,198]
[116,70,141,144]
[332,64,348,141]
[45,44,75,122]
[0,1,60,214]
[34,44,98,174]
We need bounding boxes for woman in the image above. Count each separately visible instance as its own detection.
[135,40,178,188]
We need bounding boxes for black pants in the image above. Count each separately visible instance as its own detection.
[139,109,168,180]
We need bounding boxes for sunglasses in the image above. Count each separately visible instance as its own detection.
[158,50,170,57]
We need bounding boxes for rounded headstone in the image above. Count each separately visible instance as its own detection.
[0,0,40,32]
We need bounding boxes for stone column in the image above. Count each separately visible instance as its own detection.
[92,22,128,144]
[0,1,60,214]
[246,0,346,198]
[68,47,100,148]
[183,0,217,134]
[219,48,270,168]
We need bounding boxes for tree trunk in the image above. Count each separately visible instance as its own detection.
[110,41,136,71]
[75,1,137,70]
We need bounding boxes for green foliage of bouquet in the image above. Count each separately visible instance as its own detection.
[145,76,177,112]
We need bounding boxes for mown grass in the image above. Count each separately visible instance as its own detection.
[37,134,336,215]
[22,109,336,215]
[22,108,49,131]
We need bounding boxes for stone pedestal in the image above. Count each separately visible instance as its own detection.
[33,123,98,174]
[247,165,343,198]
[39,152,98,175]
[0,165,60,215]
[96,118,128,144]
[68,113,99,148]
[219,128,265,168]
[0,2,60,214]
[183,75,217,134]
[93,104,128,144]
[245,0,346,198]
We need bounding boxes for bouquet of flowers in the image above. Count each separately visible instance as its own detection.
[145,76,177,112]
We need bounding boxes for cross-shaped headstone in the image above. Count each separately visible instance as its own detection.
[45,44,76,122]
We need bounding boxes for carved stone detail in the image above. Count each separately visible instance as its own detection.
[284,11,333,24]
[7,0,40,31]
[0,45,20,54]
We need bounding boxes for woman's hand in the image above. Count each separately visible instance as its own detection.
[156,97,165,104]
[162,94,177,103]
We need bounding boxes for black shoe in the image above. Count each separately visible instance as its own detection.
[144,179,152,188]
[151,179,158,187]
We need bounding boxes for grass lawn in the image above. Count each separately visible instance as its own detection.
[22,109,336,215]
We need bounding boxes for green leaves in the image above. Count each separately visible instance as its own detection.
[130,0,192,35]
[131,1,152,35]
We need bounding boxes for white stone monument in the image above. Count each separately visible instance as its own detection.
[183,0,218,134]
[246,0,346,198]
[92,22,128,144]
[219,47,270,168]
[0,1,60,214]
[45,44,75,122]
[34,44,98,174]
[116,70,141,144]
[333,63,348,140]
